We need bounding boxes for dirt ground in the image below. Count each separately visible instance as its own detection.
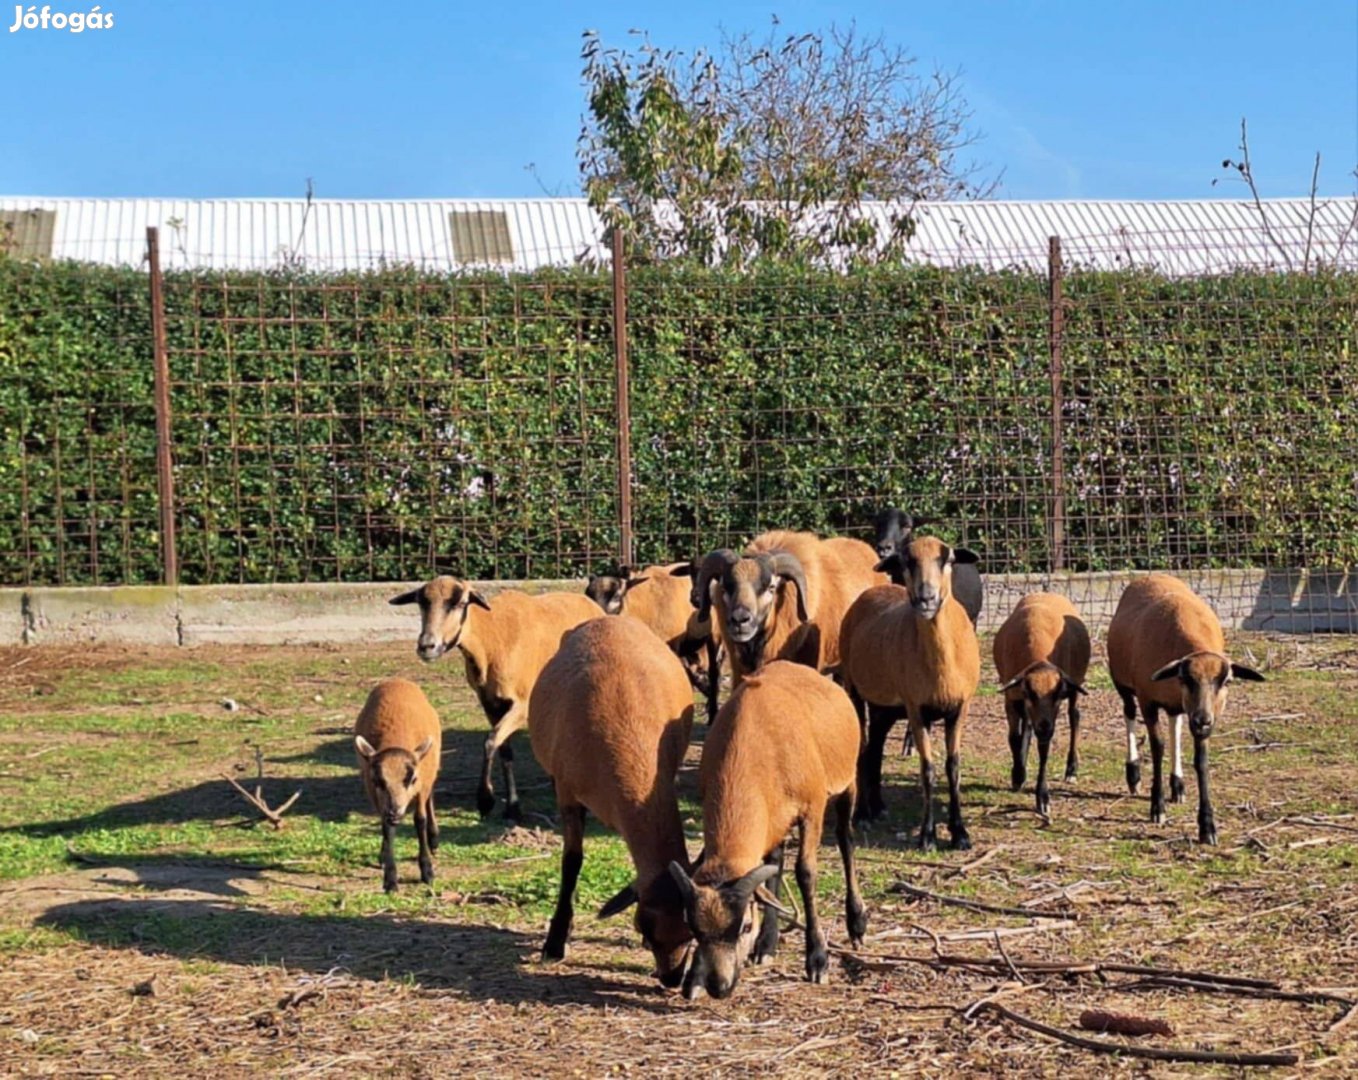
[0,633,1356,1077]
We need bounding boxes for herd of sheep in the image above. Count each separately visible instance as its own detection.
[354,509,1264,1000]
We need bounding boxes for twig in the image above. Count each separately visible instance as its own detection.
[893,881,1074,921]
[221,772,301,830]
[1120,975,1354,1008]
[993,931,1025,984]
[1159,900,1300,945]
[973,1001,1299,1066]
[1286,816,1358,836]
[1328,1002,1358,1034]
[945,845,1004,878]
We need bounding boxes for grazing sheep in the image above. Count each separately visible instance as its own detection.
[840,536,981,848]
[529,616,696,987]
[993,593,1091,817]
[389,577,598,821]
[1106,574,1265,845]
[587,562,722,724]
[669,661,866,999]
[871,507,982,627]
[693,531,884,688]
[353,678,442,893]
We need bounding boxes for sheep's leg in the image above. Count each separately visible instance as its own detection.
[424,789,439,852]
[1005,697,1027,792]
[543,803,585,961]
[1193,729,1216,845]
[480,703,526,821]
[1169,713,1186,803]
[834,788,867,947]
[944,705,970,851]
[1143,702,1167,825]
[1034,711,1055,819]
[1116,683,1140,793]
[856,705,895,823]
[1064,694,1081,782]
[795,816,829,984]
[380,818,397,894]
[751,843,785,965]
[413,801,435,886]
[913,714,937,851]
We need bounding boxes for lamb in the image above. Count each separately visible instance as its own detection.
[389,577,599,821]
[529,616,696,987]
[693,531,884,687]
[840,536,981,848]
[668,661,866,1000]
[872,507,983,626]
[586,562,722,723]
[353,678,442,893]
[1106,574,1265,845]
[993,593,1091,817]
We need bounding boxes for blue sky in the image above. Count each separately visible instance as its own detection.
[3,0,1355,200]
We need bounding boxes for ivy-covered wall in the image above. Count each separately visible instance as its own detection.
[1,258,1355,586]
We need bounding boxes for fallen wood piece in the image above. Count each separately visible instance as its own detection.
[946,845,1004,878]
[894,882,1075,921]
[1286,816,1358,836]
[1328,1002,1358,1034]
[974,1001,1299,1066]
[222,772,301,830]
[1121,976,1355,1008]
[1078,1009,1173,1037]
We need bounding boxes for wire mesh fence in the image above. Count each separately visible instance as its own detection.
[1,214,1355,630]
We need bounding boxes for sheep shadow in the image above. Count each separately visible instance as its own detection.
[1,726,551,845]
[37,898,672,1012]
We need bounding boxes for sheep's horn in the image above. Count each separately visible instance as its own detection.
[694,549,739,622]
[769,552,810,622]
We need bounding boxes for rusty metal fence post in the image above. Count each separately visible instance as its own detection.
[1047,235,1066,573]
[611,228,634,568]
[147,227,179,585]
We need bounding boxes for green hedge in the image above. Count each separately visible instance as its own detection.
[1,257,1355,586]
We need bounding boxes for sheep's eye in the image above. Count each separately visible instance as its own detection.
[405,769,416,786]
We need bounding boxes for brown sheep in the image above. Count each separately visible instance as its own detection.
[693,531,885,688]
[669,661,865,999]
[993,593,1091,817]
[586,562,722,723]
[529,616,697,988]
[389,577,599,821]
[840,536,981,849]
[1106,574,1265,845]
[353,678,442,893]
[872,507,983,626]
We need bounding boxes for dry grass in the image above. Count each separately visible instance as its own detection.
[0,633,1356,1076]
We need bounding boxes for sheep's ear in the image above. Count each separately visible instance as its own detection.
[670,562,696,578]
[1230,663,1266,683]
[873,552,901,574]
[623,574,648,591]
[354,735,377,759]
[998,673,1025,693]
[467,590,492,611]
[389,588,422,606]
[1065,679,1089,697]
[753,885,793,916]
[598,882,638,918]
[1150,659,1186,683]
[951,547,980,565]
[413,736,434,761]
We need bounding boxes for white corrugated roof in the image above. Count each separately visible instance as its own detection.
[1,196,1354,274]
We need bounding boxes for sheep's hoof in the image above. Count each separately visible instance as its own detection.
[476,789,496,818]
[1125,761,1141,794]
[1063,766,1079,783]
[806,950,830,984]
[1199,817,1218,846]
[1036,794,1051,818]
[1010,766,1026,793]
[542,940,567,962]
[847,906,867,946]
[916,829,938,852]
[503,801,523,824]
[1169,775,1186,803]
[383,878,398,894]
[420,863,435,885]
[949,828,972,852]
[1150,806,1167,826]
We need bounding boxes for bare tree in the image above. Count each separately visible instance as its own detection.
[578,20,993,266]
